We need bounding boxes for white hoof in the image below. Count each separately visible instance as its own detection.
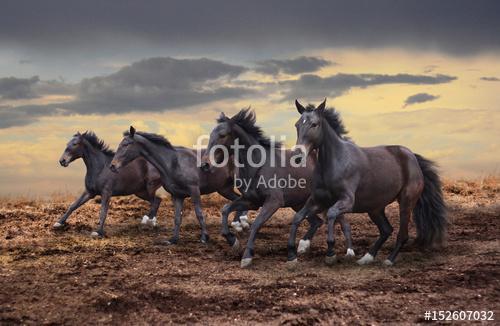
[231,221,243,233]
[357,253,374,265]
[286,258,298,271]
[53,222,63,228]
[90,231,100,238]
[141,215,149,225]
[231,238,240,254]
[383,259,394,266]
[150,216,157,227]
[297,239,311,254]
[240,215,250,229]
[241,258,253,268]
[325,255,338,266]
[345,248,355,258]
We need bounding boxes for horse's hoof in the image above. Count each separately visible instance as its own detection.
[345,248,356,259]
[240,257,253,269]
[150,216,158,227]
[90,231,102,238]
[231,221,243,233]
[240,215,250,229]
[286,258,298,271]
[297,239,311,254]
[141,215,149,225]
[231,238,240,254]
[200,234,209,244]
[357,253,374,265]
[325,255,338,266]
[383,259,394,266]
[53,222,65,229]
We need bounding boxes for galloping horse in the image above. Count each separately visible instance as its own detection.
[201,109,354,268]
[109,127,247,245]
[287,99,447,267]
[54,131,162,236]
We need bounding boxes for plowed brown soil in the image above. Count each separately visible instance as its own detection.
[1,178,499,324]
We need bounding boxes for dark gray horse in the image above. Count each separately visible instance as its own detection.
[200,109,354,268]
[53,131,162,237]
[109,127,247,245]
[287,99,447,267]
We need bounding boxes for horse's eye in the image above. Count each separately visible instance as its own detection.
[311,123,318,128]
[220,134,227,138]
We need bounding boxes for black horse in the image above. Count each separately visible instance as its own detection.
[110,127,247,245]
[201,109,354,268]
[287,99,447,267]
[54,131,162,236]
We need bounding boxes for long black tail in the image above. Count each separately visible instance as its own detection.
[413,154,448,247]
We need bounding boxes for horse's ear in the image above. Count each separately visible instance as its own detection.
[295,99,306,114]
[129,126,136,137]
[316,98,326,114]
[219,112,227,120]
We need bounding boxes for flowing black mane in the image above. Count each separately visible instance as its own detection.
[305,104,349,139]
[124,130,175,150]
[81,131,115,156]
[218,108,281,148]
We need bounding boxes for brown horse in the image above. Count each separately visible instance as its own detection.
[287,99,447,267]
[54,131,162,237]
[109,127,248,245]
[201,109,354,268]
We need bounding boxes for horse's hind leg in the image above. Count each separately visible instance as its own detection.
[357,209,393,265]
[337,214,355,258]
[91,192,111,238]
[162,196,184,245]
[190,187,210,244]
[385,198,414,265]
[297,213,324,254]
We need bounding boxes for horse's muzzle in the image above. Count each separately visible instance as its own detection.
[109,162,119,173]
[59,159,69,167]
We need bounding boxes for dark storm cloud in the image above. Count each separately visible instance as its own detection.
[282,73,456,101]
[254,56,332,76]
[480,76,500,81]
[0,57,252,128]
[1,0,499,56]
[0,76,40,99]
[403,93,440,107]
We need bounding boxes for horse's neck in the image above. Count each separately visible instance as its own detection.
[232,125,267,178]
[82,144,110,186]
[140,140,178,182]
[318,124,345,169]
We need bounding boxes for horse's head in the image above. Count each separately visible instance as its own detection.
[292,99,326,164]
[200,112,234,172]
[59,132,84,167]
[109,126,141,173]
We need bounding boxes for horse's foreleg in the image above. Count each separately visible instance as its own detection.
[297,214,324,254]
[337,214,355,258]
[217,188,249,231]
[358,209,393,265]
[325,195,354,265]
[144,196,161,226]
[54,191,93,228]
[221,198,254,250]
[190,187,209,244]
[164,196,184,245]
[287,197,322,266]
[91,193,111,238]
[240,199,280,268]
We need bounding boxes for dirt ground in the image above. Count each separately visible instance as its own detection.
[1,178,499,325]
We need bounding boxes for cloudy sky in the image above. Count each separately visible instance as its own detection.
[1,0,499,195]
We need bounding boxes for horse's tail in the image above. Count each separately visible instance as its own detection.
[413,154,448,248]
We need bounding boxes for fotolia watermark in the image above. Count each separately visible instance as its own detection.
[194,135,308,168]
[194,134,308,190]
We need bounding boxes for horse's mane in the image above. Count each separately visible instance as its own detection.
[305,104,350,140]
[81,131,115,156]
[124,130,175,150]
[217,108,281,148]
